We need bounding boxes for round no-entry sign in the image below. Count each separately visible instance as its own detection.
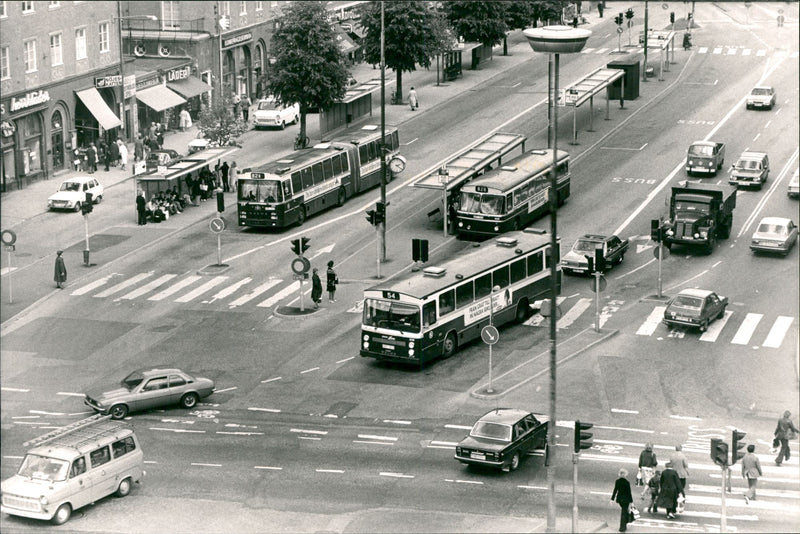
[1,229,17,245]
[481,325,499,345]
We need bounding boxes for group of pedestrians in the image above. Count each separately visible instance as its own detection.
[310,261,338,309]
[73,139,129,173]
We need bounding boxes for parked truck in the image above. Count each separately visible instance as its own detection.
[686,141,725,176]
[663,182,737,254]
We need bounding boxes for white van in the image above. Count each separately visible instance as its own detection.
[1,414,144,525]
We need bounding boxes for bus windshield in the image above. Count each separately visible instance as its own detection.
[363,299,420,333]
[239,179,283,203]
[459,192,505,215]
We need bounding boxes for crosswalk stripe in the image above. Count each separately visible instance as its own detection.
[636,306,665,336]
[210,277,252,301]
[727,48,737,55]
[94,273,153,298]
[713,47,722,54]
[148,275,201,301]
[595,48,609,54]
[756,49,766,56]
[557,298,591,329]
[257,281,301,308]
[71,274,114,296]
[228,279,281,307]
[698,46,708,54]
[119,274,177,300]
[175,276,229,303]
[731,313,762,345]
[699,310,732,342]
[763,316,794,348]
[742,48,751,56]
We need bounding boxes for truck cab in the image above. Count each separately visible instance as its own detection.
[729,151,769,189]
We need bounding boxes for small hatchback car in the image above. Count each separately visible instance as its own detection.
[750,217,798,256]
[145,149,181,171]
[47,176,103,212]
[85,367,215,419]
[663,288,728,332]
[455,409,548,472]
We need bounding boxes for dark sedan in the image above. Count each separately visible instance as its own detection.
[85,367,215,419]
[145,149,181,171]
[455,409,548,472]
[663,288,728,332]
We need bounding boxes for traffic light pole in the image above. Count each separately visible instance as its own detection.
[657,241,663,298]
[572,453,579,533]
[593,271,601,333]
[379,1,387,266]
[83,213,91,266]
[720,466,727,533]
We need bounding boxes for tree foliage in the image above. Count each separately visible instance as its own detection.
[445,1,509,46]
[197,95,247,148]
[266,1,349,141]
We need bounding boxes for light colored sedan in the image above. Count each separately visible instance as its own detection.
[750,217,798,256]
[85,367,215,419]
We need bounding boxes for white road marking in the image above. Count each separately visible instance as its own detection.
[175,276,229,302]
[150,427,206,433]
[119,274,177,300]
[611,408,639,414]
[95,272,153,298]
[2,387,30,392]
[384,420,412,425]
[336,357,354,364]
[248,407,281,412]
[213,386,237,393]
[353,440,394,445]
[756,49,766,56]
[698,46,708,54]
[557,297,592,329]
[712,47,722,54]
[699,310,733,342]
[669,415,702,421]
[71,274,115,295]
[191,463,221,467]
[357,434,398,441]
[731,313,762,345]
[518,485,547,490]
[636,306,666,336]
[254,466,283,470]
[429,441,458,448]
[11,415,39,419]
[209,277,252,301]
[56,392,84,397]
[300,367,319,374]
[228,279,281,307]
[594,425,654,434]
[741,49,751,56]
[316,469,344,473]
[446,479,483,485]
[299,436,321,441]
[763,316,794,348]
[216,431,264,436]
[445,424,472,430]
[148,275,201,301]
[257,280,300,308]
[727,48,737,55]
[380,472,414,478]
[259,377,282,384]
[290,428,328,435]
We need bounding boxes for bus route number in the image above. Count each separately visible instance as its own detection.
[475,186,488,193]
[382,291,400,300]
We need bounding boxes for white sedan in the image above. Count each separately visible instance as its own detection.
[750,217,798,256]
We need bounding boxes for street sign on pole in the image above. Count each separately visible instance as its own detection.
[481,325,499,345]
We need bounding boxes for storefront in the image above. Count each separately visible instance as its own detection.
[220,31,255,100]
[165,65,214,121]
[0,90,49,191]
[74,85,123,149]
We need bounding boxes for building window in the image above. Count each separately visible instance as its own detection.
[21,1,33,13]
[21,114,43,175]
[23,39,37,73]
[0,45,9,79]
[239,1,246,15]
[162,1,178,29]
[220,1,229,16]
[75,27,87,60]
[99,22,109,53]
[255,1,262,12]
[49,1,61,7]
[50,32,63,66]
[0,1,7,17]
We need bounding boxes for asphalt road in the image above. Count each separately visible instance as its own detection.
[2,3,798,533]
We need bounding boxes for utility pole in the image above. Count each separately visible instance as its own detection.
[379,1,387,265]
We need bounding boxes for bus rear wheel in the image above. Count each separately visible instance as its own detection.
[442,332,457,359]
[515,298,531,323]
[296,206,306,226]
[337,187,346,207]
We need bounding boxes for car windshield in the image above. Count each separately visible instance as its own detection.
[121,371,144,390]
[757,223,788,235]
[672,295,702,309]
[458,192,505,215]
[257,100,280,111]
[362,299,420,333]
[689,145,713,157]
[238,179,283,203]
[674,200,710,215]
[59,182,81,192]
[751,88,770,96]
[470,421,512,442]
[736,159,761,171]
[18,454,69,482]
[573,239,599,253]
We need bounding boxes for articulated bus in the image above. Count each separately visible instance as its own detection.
[360,229,560,368]
[237,124,400,228]
[455,149,570,238]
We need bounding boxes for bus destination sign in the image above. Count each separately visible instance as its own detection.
[382,291,401,300]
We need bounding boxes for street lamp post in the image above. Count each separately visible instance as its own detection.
[524,25,590,534]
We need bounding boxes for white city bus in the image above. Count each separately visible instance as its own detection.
[360,229,561,368]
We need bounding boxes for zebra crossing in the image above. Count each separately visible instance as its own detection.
[580,46,799,59]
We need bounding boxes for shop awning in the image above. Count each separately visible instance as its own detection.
[136,84,186,112]
[76,88,122,130]
[167,77,213,100]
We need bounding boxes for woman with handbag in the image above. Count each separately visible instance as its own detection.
[638,442,658,487]
[611,468,634,532]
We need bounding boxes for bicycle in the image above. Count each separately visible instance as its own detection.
[294,133,310,150]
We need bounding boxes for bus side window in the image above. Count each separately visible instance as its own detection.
[492,265,509,289]
[291,172,302,194]
[438,290,455,316]
[528,251,543,275]
[332,155,343,175]
[359,145,369,165]
[423,301,437,327]
[511,259,526,284]
[456,281,474,309]
[301,167,314,189]
[322,158,334,180]
[474,273,492,299]
[505,194,513,212]
[283,180,292,199]
[340,153,349,173]
[312,162,325,185]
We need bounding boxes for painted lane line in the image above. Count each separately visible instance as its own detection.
[445,479,483,485]
[56,392,84,397]
[228,279,281,307]
[557,297,592,329]
[380,472,414,479]
[150,427,206,433]
[518,485,547,490]
[12,415,39,419]
[14,421,46,425]
[191,463,222,467]
[299,436,321,441]
[71,274,115,296]
[763,316,794,349]
[248,407,281,413]
[316,469,344,474]
[358,434,398,441]
[148,275,201,301]
[175,276,229,303]
[594,439,673,452]
[300,367,319,374]
[257,281,300,308]
[384,420,412,425]
[254,466,283,470]
[731,313,762,345]
[699,310,733,342]
[669,415,702,421]
[2,387,30,392]
[260,377,282,384]
[3,455,25,460]
[336,357,354,364]
[213,386,238,394]
[216,431,264,436]
[209,277,252,301]
[95,272,153,298]
[290,428,328,435]
[430,440,458,447]
[636,306,666,336]
[445,424,472,430]
[119,274,177,300]
[29,410,65,415]
[353,440,394,446]
[615,257,655,280]
[143,460,158,464]
[610,408,639,414]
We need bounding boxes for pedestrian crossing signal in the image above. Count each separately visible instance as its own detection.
[711,438,728,467]
[731,429,746,465]
[301,237,310,254]
[574,420,593,453]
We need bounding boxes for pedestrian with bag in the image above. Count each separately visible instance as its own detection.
[611,468,634,532]
[741,444,762,504]
[656,461,683,519]
[670,444,690,493]
[638,442,658,488]
[774,410,799,466]
[54,251,67,289]
[326,260,338,302]
[311,268,323,309]
[221,161,230,192]
[407,86,419,110]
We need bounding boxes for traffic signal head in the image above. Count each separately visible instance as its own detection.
[290,238,301,255]
[594,246,606,273]
[375,202,386,225]
[412,238,429,263]
[574,420,594,453]
[626,8,634,19]
[618,13,624,25]
[710,438,728,467]
[365,209,376,226]
[731,429,747,464]
[651,219,662,242]
[670,12,676,24]
[300,237,310,254]
[81,192,93,214]
[216,191,225,212]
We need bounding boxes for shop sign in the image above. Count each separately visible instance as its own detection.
[124,75,137,99]
[222,32,252,49]
[167,66,191,82]
[95,75,123,88]
[0,90,51,115]
[1,120,16,137]
[136,77,160,91]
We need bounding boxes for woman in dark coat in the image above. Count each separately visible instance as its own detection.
[656,462,683,519]
[54,250,67,289]
[109,138,120,167]
[311,268,323,309]
[326,260,337,302]
[611,468,634,532]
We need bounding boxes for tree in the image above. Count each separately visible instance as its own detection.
[358,1,448,103]
[445,1,509,47]
[267,1,349,146]
[196,95,247,148]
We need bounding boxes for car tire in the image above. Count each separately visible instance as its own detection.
[296,206,306,226]
[699,320,708,332]
[280,121,286,130]
[442,332,457,359]
[116,477,132,497]
[717,309,725,320]
[109,404,129,419]
[616,253,625,265]
[94,195,102,204]
[508,452,521,472]
[337,187,346,207]
[51,503,72,525]
[293,115,299,125]
[180,392,199,409]
[74,202,81,213]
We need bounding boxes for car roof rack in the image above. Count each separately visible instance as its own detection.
[23,414,128,450]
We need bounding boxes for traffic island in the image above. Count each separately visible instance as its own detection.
[199,263,231,275]
[275,305,322,317]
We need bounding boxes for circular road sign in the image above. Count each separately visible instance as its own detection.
[617,27,624,34]
[481,325,500,345]
[291,256,311,275]
[589,274,607,293]
[1,229,17,245]
[209,218,225,233]
[627,20,634,28]
[662,3,669,10]
[654,245,671,260]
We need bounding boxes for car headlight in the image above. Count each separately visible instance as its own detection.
[39,496,48,505]
[408,349,414,356]
[408,341,414,348]
[666,229,674,236]
[363,341,369,349]
[363,334,369,341]
[493,225,499,232]
[694,232,700,238]
[458,221,464,227]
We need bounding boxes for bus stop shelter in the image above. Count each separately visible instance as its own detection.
[135,146,238,201]
[319,79,384,136]
[642,30,676,81]
[560,67,626,145]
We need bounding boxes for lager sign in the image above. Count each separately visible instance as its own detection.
[95,75,123,88]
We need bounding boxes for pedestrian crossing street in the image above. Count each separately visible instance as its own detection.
[581,46,799,59]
